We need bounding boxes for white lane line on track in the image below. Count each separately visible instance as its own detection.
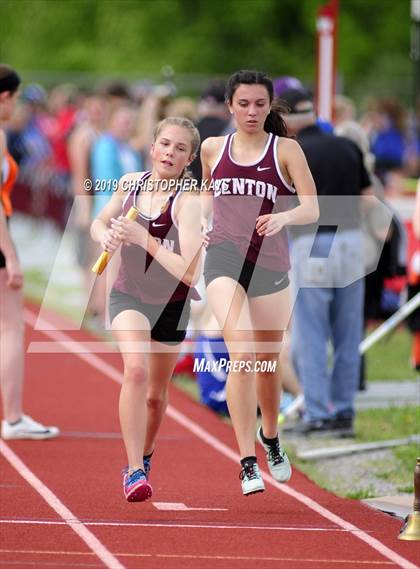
[0,442,125,569]
[0,519,366,532]
[0,548,397,565]
[23,308,418,569]
[152,502,228,511]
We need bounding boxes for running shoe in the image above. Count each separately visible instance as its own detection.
[239,462,265,496]
[122,467,153,502]
[1,414,60,440]
[143,455,152,480]
[257,426,292,483]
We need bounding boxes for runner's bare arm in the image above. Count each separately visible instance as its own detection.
[281,138,319,224]
[256,138,319,237]
[146,193,202,286]
[200,137,224,235]
[200,138,214,231]
[90,172,142,253]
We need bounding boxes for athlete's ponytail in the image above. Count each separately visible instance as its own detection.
[264,99,288,137]
[226,70,289,138]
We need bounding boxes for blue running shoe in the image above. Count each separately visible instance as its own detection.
[143,456,152,480]
[122,467,153,502]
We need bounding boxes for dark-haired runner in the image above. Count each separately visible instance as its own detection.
[201,70,319,495]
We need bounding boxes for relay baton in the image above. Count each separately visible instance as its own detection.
[91,205,139,275]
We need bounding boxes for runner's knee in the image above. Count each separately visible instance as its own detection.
[146,394,167,412]
[124,362,147,385]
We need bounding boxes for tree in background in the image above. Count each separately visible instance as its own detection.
[0,0,411,100]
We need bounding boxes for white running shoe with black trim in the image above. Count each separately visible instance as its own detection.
[257,426,292,483]
[239,462,265,495]
[1,414,60,440]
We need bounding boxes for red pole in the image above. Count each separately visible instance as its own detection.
[316,0,339,123]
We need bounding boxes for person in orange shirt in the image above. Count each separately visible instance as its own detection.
[0,64,59,440]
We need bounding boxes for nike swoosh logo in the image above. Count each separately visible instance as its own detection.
[257,166,271,172]
[274,277,286,286]
[152,222,166,227]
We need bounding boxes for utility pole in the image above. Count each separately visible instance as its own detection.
[411,0,420,109]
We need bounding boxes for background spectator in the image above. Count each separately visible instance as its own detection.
[281,88,371,437]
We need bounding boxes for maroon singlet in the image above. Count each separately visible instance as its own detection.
[113,172,200,304]
[209,132,295,271]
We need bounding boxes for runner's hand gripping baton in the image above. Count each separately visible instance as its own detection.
[91,205,139,275]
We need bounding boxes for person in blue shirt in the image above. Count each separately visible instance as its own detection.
[91,104,142,218]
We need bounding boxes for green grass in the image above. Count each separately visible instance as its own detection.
[23,269,47,296]
[24,269,85,324]
[346,487,382,500]
[356,406,419,493]
[366,327,419,381]
[405,177,419,192]
[289,406,419,498]
[172,375,200,400]
[355,406,419,442]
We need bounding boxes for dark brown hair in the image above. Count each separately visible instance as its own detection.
[0,64,21,94]
[226,70,288,137]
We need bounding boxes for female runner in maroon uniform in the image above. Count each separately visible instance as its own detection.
[201,70,319,495]
[91,117,202,502]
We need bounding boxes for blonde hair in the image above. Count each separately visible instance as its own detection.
[153,116,200,158]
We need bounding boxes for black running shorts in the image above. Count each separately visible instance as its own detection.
[109,288,191,345]
[204,241,289,297]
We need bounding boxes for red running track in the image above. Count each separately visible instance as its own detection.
[0,301,419,569]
